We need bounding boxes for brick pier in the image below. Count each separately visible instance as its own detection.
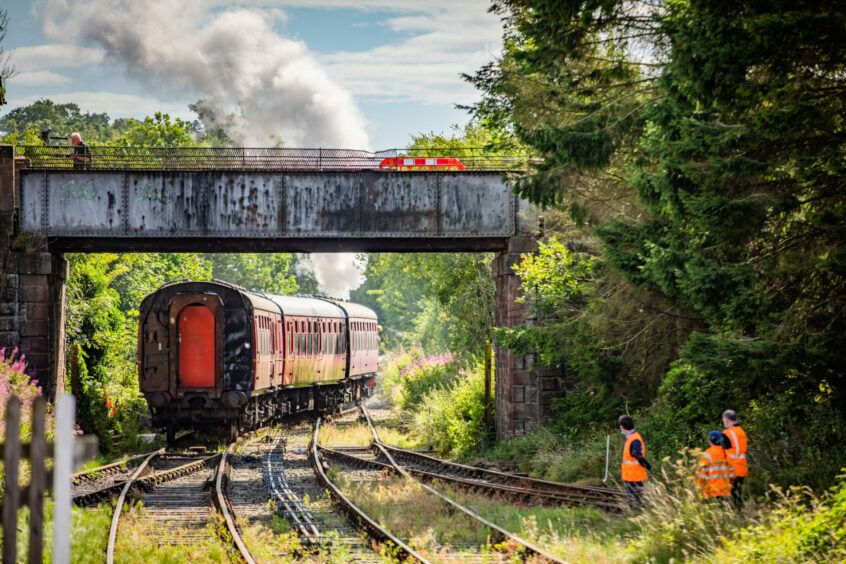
[0,146,67,397]
[493,237,563,439]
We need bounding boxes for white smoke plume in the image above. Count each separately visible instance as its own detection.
[39,0,370,148]
[298,253,366,300]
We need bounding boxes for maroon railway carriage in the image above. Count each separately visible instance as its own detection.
[137,280,379,441]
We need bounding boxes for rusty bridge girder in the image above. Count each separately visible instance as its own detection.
[18,170,538,252]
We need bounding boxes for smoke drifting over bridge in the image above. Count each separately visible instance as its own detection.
[39,0,370,149]
[40,0,373,296]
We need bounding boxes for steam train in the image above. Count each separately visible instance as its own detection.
[138,280,379,442]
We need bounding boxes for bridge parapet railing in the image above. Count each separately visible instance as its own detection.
[14,145,531,172]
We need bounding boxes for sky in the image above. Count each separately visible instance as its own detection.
[0,0,504,149]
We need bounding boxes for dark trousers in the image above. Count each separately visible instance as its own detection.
[625,480,645,510]
[732,477,745,509]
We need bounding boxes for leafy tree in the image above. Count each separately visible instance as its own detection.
[0,9,16,105]
[353,253,494,358]
[111,112,195,147]
[205,253,298,295]
[110,253,212,313]
[0,99,115,142]
[470,0,846,487]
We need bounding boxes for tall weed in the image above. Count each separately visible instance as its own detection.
[381,348,458,410]
[411,362,490,457]
[0,347,53,440]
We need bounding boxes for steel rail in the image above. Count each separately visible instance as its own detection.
[264,431,322,544]
[73,453,221,507]
[321,443,622,512]
[361,407,565,564]
[106,449,163,564]
[310,416,429,563]
[381,443,626,508]
[215,443,257,564]
[72,450,160,487]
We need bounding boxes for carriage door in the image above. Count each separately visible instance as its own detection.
[177,305,216,388]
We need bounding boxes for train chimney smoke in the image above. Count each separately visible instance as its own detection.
[39,0,370,148]
[297,253,366,300]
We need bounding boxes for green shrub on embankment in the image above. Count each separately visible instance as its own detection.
[380,347,460,410]
[380,351,491,458]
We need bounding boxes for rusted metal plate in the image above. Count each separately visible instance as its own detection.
[47,172,124,235]
[439,173,513,235]
[282,173,359,235]
[127,173,202,235]
[360,173,438,234]
[207,174,280,236]
[19,171,44,229]
[19,170,535,241]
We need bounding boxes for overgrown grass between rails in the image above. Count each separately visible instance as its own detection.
[318,418,421,449]
[327,465,504,560]
[113,501,239,562]
[236,512,304,563]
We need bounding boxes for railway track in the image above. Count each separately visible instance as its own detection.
[346,407,567,563]
[71,450,162,503]
[379,441,625,511]
[316,410,551,563]
[84,447,256,563]
[91,411,412,562]
[289,417,416,561]
[361,408,625,511]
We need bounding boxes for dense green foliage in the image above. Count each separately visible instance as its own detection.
[468,0,846,489]
[0,99,231,146]
[353,253,494,355]
[380,348,459,410]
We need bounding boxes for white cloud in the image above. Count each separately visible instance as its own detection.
[8,91,192,120]
[12,70,71,86]
[10,44,105,71]
[319,2,502,106]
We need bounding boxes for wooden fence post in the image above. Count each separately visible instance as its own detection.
[2,397,21,564]
[29,397,47,564]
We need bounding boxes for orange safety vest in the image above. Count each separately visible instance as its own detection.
[622,431,648,482]
[724,424,748,477]
[695,445,735,498]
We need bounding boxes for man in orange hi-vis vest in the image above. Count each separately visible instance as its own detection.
[618,414,651,510]
[696,431,735,500]
[721,409,748,508]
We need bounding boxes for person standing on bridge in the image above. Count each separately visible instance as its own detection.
[695,431,735,501]
[619,414,651,510]
[67,132,92,170]
[720,409,748,509]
